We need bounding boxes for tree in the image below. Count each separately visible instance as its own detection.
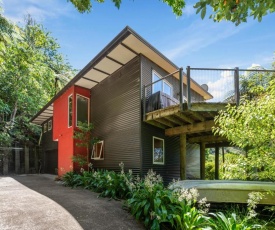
[0,15,74,148]
[213,64,275,181]
[67,0,275,25]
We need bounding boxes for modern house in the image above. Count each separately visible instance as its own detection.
[31,26,226,182]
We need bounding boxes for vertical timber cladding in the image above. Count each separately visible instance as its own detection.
[140,55,181,183]
[90,56,141,174]
[40,118,58,174]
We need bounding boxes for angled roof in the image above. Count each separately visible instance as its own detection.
[31,26,212,125]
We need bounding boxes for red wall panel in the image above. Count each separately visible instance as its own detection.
[52,85,90,176]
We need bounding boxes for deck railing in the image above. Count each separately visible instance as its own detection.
[143,66,275,121]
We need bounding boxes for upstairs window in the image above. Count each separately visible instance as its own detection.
[68,95,73,127]
[153,137,164,165]
[76,95,89,126]
[43,122,48,133]
[91,141,104,160]
[152,71,172,96]
[48,120,52,131]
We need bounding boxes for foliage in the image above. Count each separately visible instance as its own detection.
[73,122,96,164]
[205,160,215,180]
[0,12,74,148]
[194,0,275,25]
[209,192,264,229]
[62,162,133,199]
[127,170,210,230]
[214,68,275,182]
[72,154,87,168]
[62,165,275,229]
[67,0,275,25]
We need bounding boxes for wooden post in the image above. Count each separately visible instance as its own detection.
[180,134,186,180]
[186,66,191,110]
[200,142,205,179]
[215,146,219,180]
[25,145,29,174]
[234,67,240,106]
[179,68,183,110]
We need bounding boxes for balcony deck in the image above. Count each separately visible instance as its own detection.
[144,102,230,144]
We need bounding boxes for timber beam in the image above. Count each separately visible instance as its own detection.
[155,118,176,128]
[146,120,167,129]
[188,111,205,122]
[188,135,227,144]
[190,103,228,112]
[165,120,216,136]
[164,115,186,126]
[145,105,180,120]
[174,112,195,124]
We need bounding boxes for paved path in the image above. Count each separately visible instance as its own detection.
[0,174,144,230]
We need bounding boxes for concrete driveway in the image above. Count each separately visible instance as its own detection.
[0,174,144,230]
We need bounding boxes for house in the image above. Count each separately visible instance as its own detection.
[31,26,216,182]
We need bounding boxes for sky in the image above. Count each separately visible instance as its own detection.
[2,0,275,101]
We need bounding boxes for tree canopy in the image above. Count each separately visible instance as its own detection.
[213,64,275,181]
[0,14,74,147]
[67,0,275,25]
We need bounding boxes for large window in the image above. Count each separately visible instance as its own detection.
[153,137,164,165]
[152,71,172,96]
[91,141,104,160]
[68,95,73,127]
[76,95,89,126]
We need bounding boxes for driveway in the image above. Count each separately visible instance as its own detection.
[0,174,144,230]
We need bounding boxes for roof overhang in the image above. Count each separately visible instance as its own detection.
[31,26,212,125]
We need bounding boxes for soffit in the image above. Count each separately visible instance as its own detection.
[31,27,212,125]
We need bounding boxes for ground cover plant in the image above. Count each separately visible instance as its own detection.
[62,164,275,229]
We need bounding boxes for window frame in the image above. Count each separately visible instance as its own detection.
[68,94,73,128]
[76,94,90,127]
[91,140,104,160]
[152,136,165,165]
[152,70,173,96]
[48,120,52,131]
[43,122,48,133]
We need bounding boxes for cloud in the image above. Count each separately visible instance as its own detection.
[163,20,247,61]
[2,0,72,24]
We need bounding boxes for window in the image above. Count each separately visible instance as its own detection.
[91,141,104,160]
[68,95,73,127]
[152,71,172,96]
[153,137,164,165]
[43,122,48,133]
[76,95,89,127]
[48,120,52,131]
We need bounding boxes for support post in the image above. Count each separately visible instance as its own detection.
[179,68,183,110]
[200,142,205,179]
[186,66,191,110]
[15,147,20,174]
[25,146,29,174]
[234,67,240,106]
[3,152,9,175]
[215,146,219,180]
[180,134,186,180]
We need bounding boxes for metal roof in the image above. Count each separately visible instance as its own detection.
[31,26,212,125]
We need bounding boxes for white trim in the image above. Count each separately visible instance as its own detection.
[68,94,73,128]
[76,94,90,127]
[91,140,104,160]
[152,70,173,96]
[152,136,165,165]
